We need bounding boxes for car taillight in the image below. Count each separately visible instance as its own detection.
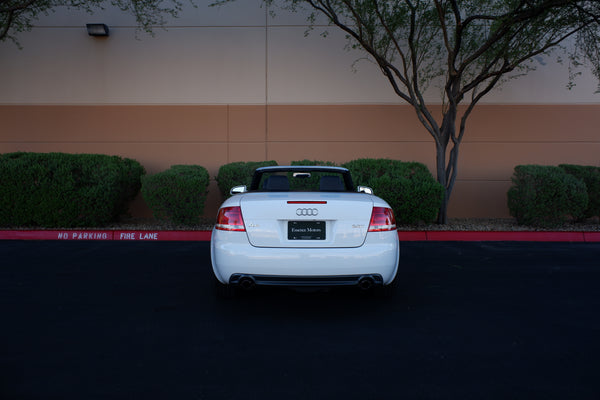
[215,206,246,231]
[368,207,396,232]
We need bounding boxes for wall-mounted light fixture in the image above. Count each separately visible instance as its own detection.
[86,23,110,37]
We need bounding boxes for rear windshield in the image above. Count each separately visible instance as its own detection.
[256,171,351,192]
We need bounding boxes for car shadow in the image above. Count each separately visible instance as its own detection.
[210,285,411,321]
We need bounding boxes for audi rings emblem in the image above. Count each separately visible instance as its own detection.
[296,208,319,216]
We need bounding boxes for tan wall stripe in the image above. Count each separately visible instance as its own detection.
[2,104,599,220]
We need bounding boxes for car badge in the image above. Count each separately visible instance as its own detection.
[296,208,318,216]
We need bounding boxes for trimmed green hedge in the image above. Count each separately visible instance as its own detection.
[216,160,278,197]
[559,164,600,219]
[141,165,210,226]
[342,158,444,224]
[0,152,145,228]
[507,165,588,227]
[290,159,339,191]
[291,159,338,167]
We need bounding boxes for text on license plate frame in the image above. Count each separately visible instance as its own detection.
[288,221,326,240]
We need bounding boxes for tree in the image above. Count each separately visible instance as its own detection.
[1,0,190,45]
[215,0,600,223]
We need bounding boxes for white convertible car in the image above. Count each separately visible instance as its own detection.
[211,166,399,295]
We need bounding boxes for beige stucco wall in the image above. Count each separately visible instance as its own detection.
[2,104,599,219]
[1,1,599,105]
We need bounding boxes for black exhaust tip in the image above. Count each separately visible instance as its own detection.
[358,276,375,291]
[238,276,256,290]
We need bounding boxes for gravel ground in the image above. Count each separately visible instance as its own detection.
[3,217,599,232]
[67,216,600,231]
[396,217,600,231]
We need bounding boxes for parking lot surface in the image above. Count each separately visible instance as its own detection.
[1,241,599,399]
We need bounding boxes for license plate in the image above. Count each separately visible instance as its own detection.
[288,221,326,240]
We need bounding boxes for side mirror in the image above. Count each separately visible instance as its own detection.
[357,186,373,195]
[230,185,247,195]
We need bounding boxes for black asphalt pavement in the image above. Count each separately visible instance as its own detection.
[1,240,600,400]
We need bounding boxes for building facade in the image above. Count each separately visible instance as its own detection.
[1,0,599,219]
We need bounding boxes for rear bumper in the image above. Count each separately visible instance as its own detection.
[230,273,384,288]
[211,229,399,285]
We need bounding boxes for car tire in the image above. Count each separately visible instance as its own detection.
[214,278,237,299]
[378,275,398,298]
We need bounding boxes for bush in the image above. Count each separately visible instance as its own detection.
[117,157,146,217]
[291,159,338,167]
[559,164,600,219]
[0,152,145,227]
[507,165,588,227]
[342,158,444,224]
[290,159,339,191]
[141,165,210,226]
[216,160,277,197]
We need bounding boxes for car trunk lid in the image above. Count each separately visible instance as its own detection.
[240,192,373,248]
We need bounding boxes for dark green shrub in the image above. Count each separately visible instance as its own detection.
[507,165,588,227]
[291,159,338,167]
[117,157,146,216]
[342,158,444,224]
[216,160,277,197]
[559,164,600,219]
[0,152,145,227]
[141,165,210,225]
[290,159,339,191]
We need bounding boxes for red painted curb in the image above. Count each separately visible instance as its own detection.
[397,231,428,241]
[0,230,114,241]
[425,231,587,242]
[583,232,600,242]
[114,230,212,241]
[0,230,212,241]
[0,229,598,242]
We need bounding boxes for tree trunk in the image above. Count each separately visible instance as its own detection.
[435,140,449,224]
[435,107,459,224]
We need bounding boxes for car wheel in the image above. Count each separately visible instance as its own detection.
[378,275,398,298]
